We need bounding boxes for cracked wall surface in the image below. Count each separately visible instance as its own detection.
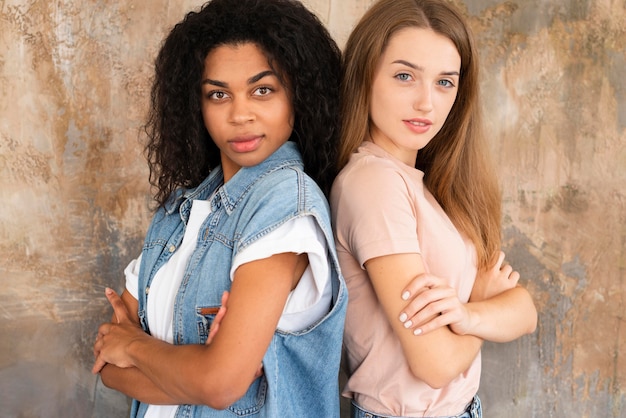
[1,0,624,416]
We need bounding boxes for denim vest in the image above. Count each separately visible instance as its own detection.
[131,142,347,418]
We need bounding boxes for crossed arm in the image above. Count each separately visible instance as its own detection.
[92,252,306,409]
[366,251,537,389]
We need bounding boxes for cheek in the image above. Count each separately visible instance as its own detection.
[202,107,221,136]
[435,95,457,120]
[369,94,395,129]
[273,103,295,137]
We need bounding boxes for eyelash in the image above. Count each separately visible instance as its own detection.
[254,86,273,96]
[394,73,456,88]
[395,73,412,82]
[207,90,227,100]
[206,86,274,100]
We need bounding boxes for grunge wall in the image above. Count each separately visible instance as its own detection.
[0,0,624,417]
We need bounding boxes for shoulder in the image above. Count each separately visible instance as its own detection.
[252,165,327,206]
[245,166,328,215]
[332,153,414,208]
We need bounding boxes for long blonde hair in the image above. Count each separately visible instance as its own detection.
[339,0,501,269]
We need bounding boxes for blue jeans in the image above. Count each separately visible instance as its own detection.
[351,395,482,418]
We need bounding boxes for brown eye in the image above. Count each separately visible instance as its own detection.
[208,91,229,100]
[253,86,273,96]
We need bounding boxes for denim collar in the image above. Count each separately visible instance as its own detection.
[164,141,303,217]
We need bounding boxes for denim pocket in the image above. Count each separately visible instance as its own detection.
[227,375,268,416]
[196,306,220,344]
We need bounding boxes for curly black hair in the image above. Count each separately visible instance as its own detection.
[144,0,341,207]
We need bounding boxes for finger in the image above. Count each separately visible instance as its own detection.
[220,290,230,306]
[254,364,264,379]
[412,312,456,336]
[206,292,229,345]
[97,323,111,337]
[206,322,220,345]
[206,308,225,345]
[93,334,102,358]
[405,297,458,329]
[493,251,505,271]
[92,356,107,374]
[401,273,443,301]
[500,264,513,277]
[399,286,455,323]
[509,270,520,285]
[105,288,130,324]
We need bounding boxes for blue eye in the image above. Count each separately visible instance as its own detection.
[438,79,455,88]
[395,73,412,82]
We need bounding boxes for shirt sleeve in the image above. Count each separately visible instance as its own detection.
[124,254,142,300]
[333,158,421,268]
[230,215,332,331]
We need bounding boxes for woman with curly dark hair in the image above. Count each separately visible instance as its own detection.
[91,0,347,417]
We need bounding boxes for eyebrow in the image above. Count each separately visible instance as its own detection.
[202,70,276,87]
[392,59,460,76]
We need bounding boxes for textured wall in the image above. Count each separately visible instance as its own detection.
[0,0,624,417]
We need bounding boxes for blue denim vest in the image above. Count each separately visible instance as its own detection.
[130,142,347,418]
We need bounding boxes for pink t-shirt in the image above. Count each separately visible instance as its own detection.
[330,141,480,417]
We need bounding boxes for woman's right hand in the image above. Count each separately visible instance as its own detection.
[470,251,520,302]
[206,291,229,345]
[397,273,473,336]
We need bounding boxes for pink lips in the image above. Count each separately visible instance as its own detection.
[229,135,263,152]
[403,118,432,134]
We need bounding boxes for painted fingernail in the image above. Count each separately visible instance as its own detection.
[402,291,410,300]
[404,320,413,328]
[399,313,408,322]
[413,328,423,336]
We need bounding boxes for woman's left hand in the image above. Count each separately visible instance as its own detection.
[398,273,473,336]
[92,288,147,374]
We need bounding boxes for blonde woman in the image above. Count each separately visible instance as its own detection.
[331,0,537,416]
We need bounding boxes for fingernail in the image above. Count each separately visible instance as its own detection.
[403,320,413,328]
[399,313,407,322]
[105,287,113,295]
[413,328,423,336]
[402,291,410,300]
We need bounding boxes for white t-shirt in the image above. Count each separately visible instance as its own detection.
[124,199,332,417]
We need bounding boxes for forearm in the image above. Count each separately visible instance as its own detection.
[126,335,240,409]
[465,286,537,342]
[401,325,482,388]
[366,254,484,388]
[99,364,179,405]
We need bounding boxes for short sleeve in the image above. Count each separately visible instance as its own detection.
[332,157,421,268]
[124,254,142,300]
[231,215,332,331]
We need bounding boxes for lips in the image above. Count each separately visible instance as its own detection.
[404,119,432,134]
[229,135,263,152]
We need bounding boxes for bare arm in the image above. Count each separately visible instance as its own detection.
[463,252,537,341]
[364,253,482,389]
[398,251,537,342]
[93,252,305,409]
[96,290,180,404]
[463,286,537,342]
[100,365,180,404]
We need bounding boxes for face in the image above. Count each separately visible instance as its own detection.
[201,43,294,182]
[368,27,461,166]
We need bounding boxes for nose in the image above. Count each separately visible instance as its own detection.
[413,85,433,113]
[229,97,254,124]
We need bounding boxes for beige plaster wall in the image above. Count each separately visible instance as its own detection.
[0,0,624,416]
